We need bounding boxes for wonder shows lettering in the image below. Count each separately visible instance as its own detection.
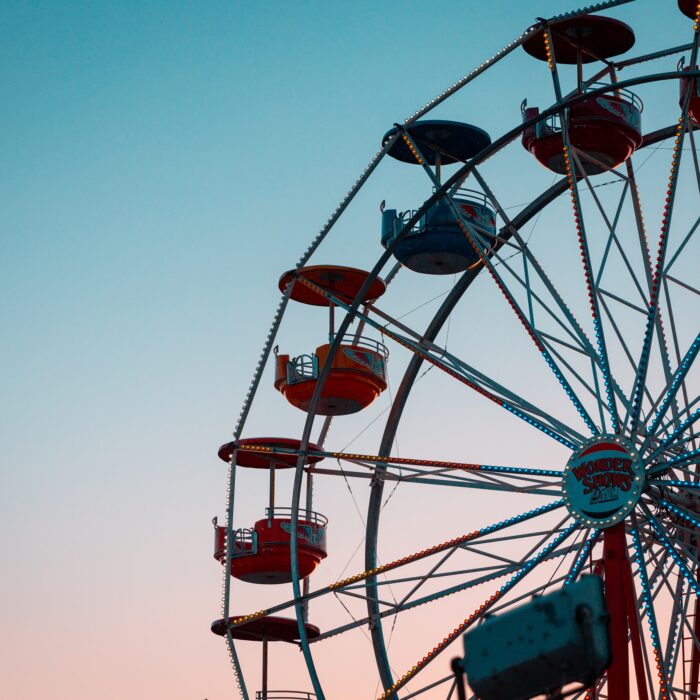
[571,456,635,495]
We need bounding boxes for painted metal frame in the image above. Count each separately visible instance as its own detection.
[217,1,700,698]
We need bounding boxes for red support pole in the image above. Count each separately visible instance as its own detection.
[603,523,631,700]
[690,571,700,693]
[621,554,649,700]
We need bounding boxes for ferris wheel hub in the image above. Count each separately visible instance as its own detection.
[562,435,644,529]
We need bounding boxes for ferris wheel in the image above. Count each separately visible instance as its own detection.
[212,1,700,698]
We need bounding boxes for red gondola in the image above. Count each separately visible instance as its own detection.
[521,15,642,175]
[679,0,700,20]
[522,93,643,176]
[217,437,324,468]
[210,615,321,698]
[211,614,321,642]
[214,508,328,584]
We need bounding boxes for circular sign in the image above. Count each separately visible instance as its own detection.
[562,435,644,528]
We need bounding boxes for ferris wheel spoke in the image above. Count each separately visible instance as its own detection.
[645,331,700,439]
[375,523,579,700]
[664,216,700,275]
[473,241,620,425]
[621,138,689,441]
[398,128,600,436]
[631,543,665,609]
[217,500,569,639]
[662,575,687,683]
[686,126,700,197]
[311,537,578,646]
[651,503,700,567]
[481,241,595,354]
[472,168,607,365]
[669,429,700,451]
[666,273,700,298]
[366,470,557,506]
[485,570,575,619]
[391,524,562,607]
[663,277,699,446]
[629,518,673,698]
[294,272,585,448]
[647,447,700,477]
[540,333,618,421]
[327,468,563,496]
[326,450,563,478]
[542,46,622,434]
[318,557,545,642]
[649,479,700,492]
[634,543,672,620]
[634,540,688,688]
[442,197,600,435]
[401,673,455,700]
[652,400,700,451]
[628,31,700,438]
[564,529,600,584]
[236,443,563,494]
[629,536,680,694]
[562,151,622,435]
[657,518,700,554]
[638,526,675,591]
[639,530,699,690]
[238,442,565,477]
[358,469,560,496]
[597,293,654,410]
[598,287,646,316]
[360,559,528,590]
[639,505,700,599]
[656,465,700,486]
[396,465,558,488]
[581,162,653,311]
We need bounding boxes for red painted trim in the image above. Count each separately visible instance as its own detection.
[603,524,631,700]
[690,572,700,693]
[578,442,629,458]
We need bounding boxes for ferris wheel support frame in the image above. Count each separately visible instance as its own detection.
[217,2,700,696]
[359,114,696,700]
[285,79,698,695]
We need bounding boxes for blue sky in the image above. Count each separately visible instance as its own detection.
[1,2,697,698]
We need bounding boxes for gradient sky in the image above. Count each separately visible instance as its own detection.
[1,2,696,699]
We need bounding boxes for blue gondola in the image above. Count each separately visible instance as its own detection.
[380,120,494,275]
[381,192,496,275]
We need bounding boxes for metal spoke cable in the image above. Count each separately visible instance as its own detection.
[295,273,583,447]
[376,523,579,700]
[220,500,567,635]
[646,331,700,437]
[398,128,599,436]
[630,519,672,696]
[628,31,700,436]
[545,40,621,433]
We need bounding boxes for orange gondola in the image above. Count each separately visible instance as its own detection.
[274,339,387,415]
[274,265,389,415]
